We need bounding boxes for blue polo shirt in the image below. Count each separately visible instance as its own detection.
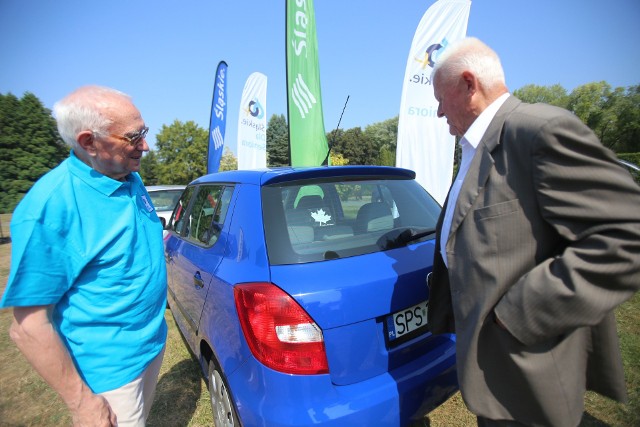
[1,151,167,393]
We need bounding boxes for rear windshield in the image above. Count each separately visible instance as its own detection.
[262,176,441,265]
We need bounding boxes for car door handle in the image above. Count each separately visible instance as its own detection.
[193,271,205,289]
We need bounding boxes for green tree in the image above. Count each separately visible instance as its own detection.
[567,81,610,126]
[566,81,615,148]
[330,127,376,165]
[330,152,348,166]
[219,148,238,171]
[0,92,67,213]
[266,114,289,166]
[155,120,208,184]
[513,84,569,108]
[362,116,399,165]
[608,85,640,153]
[377,146,395,166]
[140,150,160,185]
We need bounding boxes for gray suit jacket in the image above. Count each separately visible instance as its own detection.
[428,96,640,426]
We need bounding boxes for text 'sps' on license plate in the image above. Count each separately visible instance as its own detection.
[386,300,428,342]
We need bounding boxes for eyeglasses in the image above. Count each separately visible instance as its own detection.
[106,126,149,146]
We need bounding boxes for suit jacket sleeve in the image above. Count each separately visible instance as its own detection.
[494,107,640,346]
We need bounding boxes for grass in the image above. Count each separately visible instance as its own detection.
[0,212,638,426]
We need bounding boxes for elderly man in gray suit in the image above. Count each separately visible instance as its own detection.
[427,37,640,426]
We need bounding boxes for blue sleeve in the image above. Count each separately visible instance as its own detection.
[1,218,83,308]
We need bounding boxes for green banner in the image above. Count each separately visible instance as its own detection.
[286,0,329,166]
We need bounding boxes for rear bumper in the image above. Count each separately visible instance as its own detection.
[228,334,457,427]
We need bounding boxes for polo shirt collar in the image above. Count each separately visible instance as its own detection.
[67,150,130,196]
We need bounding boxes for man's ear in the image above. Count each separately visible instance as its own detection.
[77,131,97,156]
[461,70,477,95]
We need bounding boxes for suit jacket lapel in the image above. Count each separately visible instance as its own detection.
[446,96,521,243]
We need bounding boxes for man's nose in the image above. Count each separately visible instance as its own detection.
[137,137,150,152]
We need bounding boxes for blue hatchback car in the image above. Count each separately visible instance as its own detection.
[164,166,457,426]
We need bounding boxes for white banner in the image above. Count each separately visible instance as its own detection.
[237,72,268,170]
[396,0,471,205]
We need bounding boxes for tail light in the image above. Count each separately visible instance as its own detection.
[234,282,329,375]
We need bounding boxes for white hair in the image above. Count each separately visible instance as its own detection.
[432,37,506,90]
[53,85,131,149]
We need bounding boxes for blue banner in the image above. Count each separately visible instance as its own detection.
[207,60,228,174]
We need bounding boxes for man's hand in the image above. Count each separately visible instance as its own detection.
[70,392,117,427]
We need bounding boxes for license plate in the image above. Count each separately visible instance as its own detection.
[386,300,428,342]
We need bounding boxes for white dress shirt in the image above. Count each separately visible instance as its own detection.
[440,93,510,267]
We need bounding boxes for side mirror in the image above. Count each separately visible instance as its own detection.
[159,217,167,229]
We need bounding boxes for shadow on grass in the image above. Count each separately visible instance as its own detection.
[147,358,203,427]
[580,412,610,426]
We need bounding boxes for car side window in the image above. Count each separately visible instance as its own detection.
[169,186,195,236]
[214,186,234,226]
[184,185,233,246]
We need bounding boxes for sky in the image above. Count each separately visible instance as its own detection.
[1,0,639,155]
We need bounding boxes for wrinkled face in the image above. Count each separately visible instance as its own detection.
[433,72,472,137]
[91,97,148,181]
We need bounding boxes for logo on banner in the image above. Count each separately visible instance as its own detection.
[211,126,224,149]
[410,38,450,86]
[214,68,226,120]
[415,38,449,69]
[290,73,317,119]
[246,98,265,119]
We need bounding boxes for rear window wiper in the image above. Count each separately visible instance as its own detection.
[378,227,436,250]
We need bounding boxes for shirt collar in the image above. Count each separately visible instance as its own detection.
[67,150,130,196]
[462,92,510,150]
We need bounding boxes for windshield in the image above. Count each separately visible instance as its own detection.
[262,177,441,265]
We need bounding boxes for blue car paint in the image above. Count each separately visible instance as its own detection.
[224,336,457,427]
[269,241,436,328]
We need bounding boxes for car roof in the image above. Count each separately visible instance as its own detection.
[145,185,187,191]
[190,166,417,187]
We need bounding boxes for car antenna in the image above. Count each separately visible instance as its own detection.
[322,95,350,166]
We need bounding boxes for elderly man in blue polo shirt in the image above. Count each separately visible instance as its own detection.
[1,85,167,426]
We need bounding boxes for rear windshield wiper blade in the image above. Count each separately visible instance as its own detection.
[397,228,436,245]
[378,227,436,250]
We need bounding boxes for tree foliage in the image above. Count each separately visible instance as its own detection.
[139,150,160,185]
[363,116,399,165]
[513,84,569,108]
[330,152,349,166]
[219,147,238,171]
[328,127,377,165]
[266,114,289,167]
[613,85,640,153]
[0,92,67,213]
[153,120,208,184]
